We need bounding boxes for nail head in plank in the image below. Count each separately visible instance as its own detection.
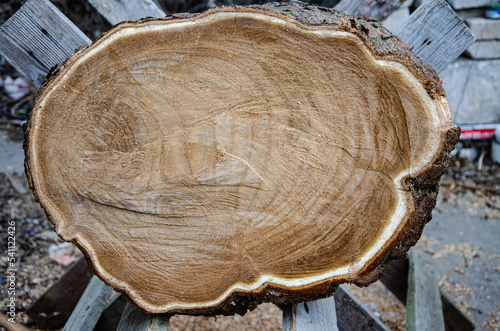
[62,275,114,331]
[0,0,91,87]
[117,302,170,331]
[406,250,445,331]
[87,0,166,25]
[283,296,339,331]
[395,0,476,73]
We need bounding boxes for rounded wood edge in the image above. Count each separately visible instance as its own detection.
[355,112,460,287]
[23,2,459,314]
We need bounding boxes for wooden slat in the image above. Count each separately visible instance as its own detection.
[94,294,128,331]
[380,259,409,303]
[5,172,28,195]
[283,297,339,331]
[87,0,166,25]
[380,257,474,331]
[395,0,476,73]
[117,303,170,331]
[335,285,390,331]
[27,258,93,330]
[0,0,91,87]
[406,251,445,331]
[62,276,114,331]
[335,0,404,20]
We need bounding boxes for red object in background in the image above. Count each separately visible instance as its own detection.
[459,124,500,140]
[460,128,497,140]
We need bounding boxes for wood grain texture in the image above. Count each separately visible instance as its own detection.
[87,0,166,25]
[62,276,114,331]
[406,251,445,331]
[0,0,90,87]
[395,0,476,73]
[283,297,339,331]
[24,2,458,314]
[335,0,404,20]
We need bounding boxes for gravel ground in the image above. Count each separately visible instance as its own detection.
[0,171,79,328]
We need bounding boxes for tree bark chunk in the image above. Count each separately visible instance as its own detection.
[24,2,458,315]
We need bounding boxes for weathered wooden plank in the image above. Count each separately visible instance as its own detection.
[94,294,128,331]
[62,276,114,331]
[87,0,166,25]
[380,259,409,303]
[27,258,93,330]
[395,0,476,73]
[5,172,28,195]
[380,257,474,331]
[335,285,390,331]
[382,6,410,33]
[335,0,404,20]
[283,297,339,331]
[116,303,170,331]
[406,251,445,331]
[0,0,91,87]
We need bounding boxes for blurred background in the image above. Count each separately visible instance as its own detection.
[0,0,498,330]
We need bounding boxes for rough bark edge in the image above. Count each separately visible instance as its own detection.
[23,1,458,315]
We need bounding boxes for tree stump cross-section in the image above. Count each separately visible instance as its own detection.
[24,3,459,315]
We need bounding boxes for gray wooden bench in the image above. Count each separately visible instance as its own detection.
[0,0,475,330]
